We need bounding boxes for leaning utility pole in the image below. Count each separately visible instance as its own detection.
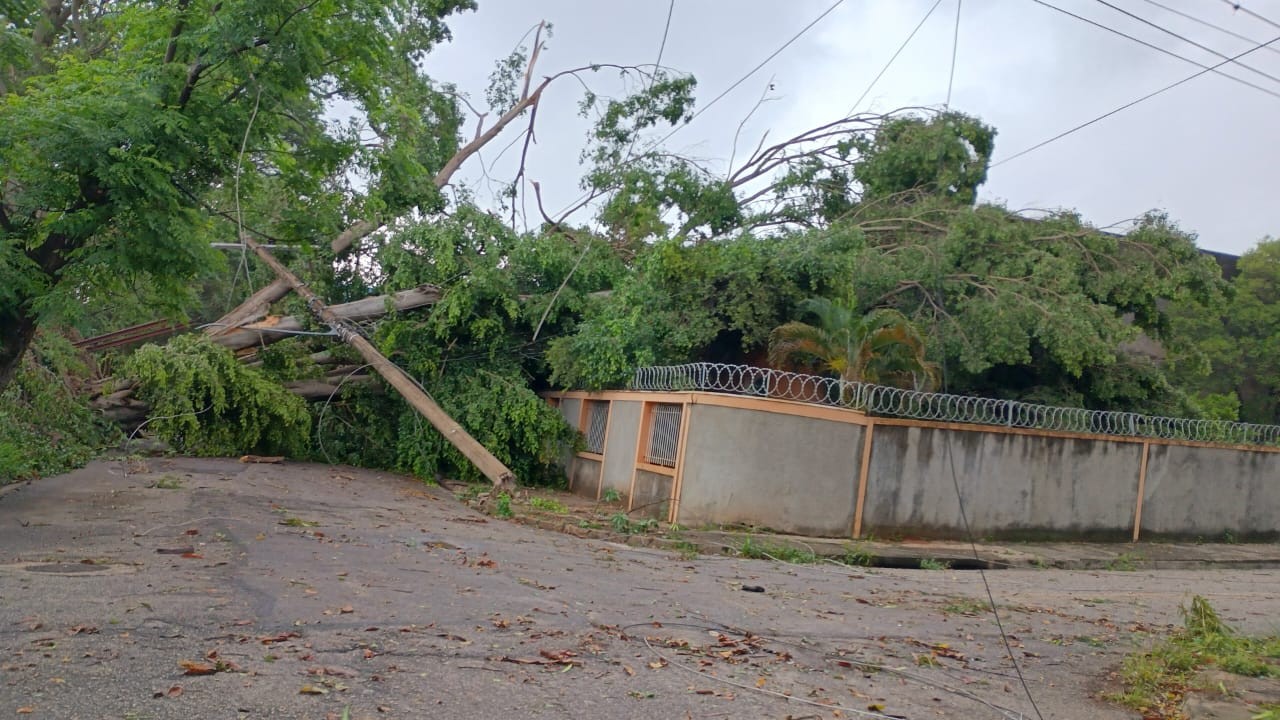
[239,234,517,490]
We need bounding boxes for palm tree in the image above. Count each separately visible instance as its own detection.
[768,297,938,401]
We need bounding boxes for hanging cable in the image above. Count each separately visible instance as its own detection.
[649,0,846,147]
[1031,0,1280,102]
[992,30,1280,167]
[1093,0,1280,86]
[1138,0,1280,56]
[847,0,945,116]
[945,0,963,107]
[1221,0,1280,32]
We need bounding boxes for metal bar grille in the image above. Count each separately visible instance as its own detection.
[584,400,609,454]
[645,404,683,467]
[630,363,1280,448]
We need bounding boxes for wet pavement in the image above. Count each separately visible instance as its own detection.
[1,457,1277,719]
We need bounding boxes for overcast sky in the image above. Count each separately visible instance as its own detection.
[420,0,1280,255]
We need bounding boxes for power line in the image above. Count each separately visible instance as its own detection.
[1138,0,1280,56]
[652,0,676,80]
[992,30,1280,167]
[1221,0,1280,32]
[1031,0,1280,102]
[1094,0,1280,87]
[659,0,847,142]
[945,0,962,107]
[847,0,945,116]
[554,0,847,218]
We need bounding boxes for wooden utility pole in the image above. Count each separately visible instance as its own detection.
[239,235,517,489]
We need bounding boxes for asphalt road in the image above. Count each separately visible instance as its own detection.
[1,458,1276,719]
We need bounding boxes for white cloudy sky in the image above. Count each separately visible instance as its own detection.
[419,0,1280,255]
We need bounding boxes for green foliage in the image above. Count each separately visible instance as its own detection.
[494,493,513,518]
[853,111,996,206]
[1111,596,1279,717]
[529,497,568,513]
[918,558,950,571]
[125,335,310,456]
[0,341,119,484]
[602,488,623,503]
[311,207,610,484]
[0,0,474,389]
[548,229,862,389]
[768,296,938,391]
[737,536,820,564]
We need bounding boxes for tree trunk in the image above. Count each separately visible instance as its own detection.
[0,304,39,392]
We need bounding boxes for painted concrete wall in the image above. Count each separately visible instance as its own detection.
[861,425,1142,540]
[558,398,581,430]
[569,457,602,499]
[677,404,863,537]
[547,391,1279,541]
[1141,445,1280,540]
[601,401,642,501]
[631,469,673,520]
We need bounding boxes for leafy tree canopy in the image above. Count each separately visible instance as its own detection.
[0,0,473,388]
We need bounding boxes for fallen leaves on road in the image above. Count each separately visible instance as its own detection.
[178,661,217,676]
[497,648,583,668]
[298,684,328,695]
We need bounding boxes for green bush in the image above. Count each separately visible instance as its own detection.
[125,335,311,457]
[0,352,118,484]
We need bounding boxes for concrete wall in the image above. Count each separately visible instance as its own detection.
[631,469,673,520]
[1141,444,1280,541]
[557,398,581,430]
[676,404,864,537]
[546,390,1280,542]
[861,425,1142,540]
[601,401,642,501]
[569,457,602,499]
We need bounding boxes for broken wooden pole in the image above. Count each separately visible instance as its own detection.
[209,285,441,353]
[239,235,517,489]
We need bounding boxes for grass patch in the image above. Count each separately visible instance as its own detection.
[839,543,875,567]
[148,474,185,490]
[1110,595,1280,719]
[494,493,513,518]
[601,488,622,503]
[609,513,658,535]
[919,557,951,571]
[942,598,988,616]
[279,517,319,527]
[737,536,819,564]
[529,497,568,514]
[671,540,700,560]
[1106,552,1141,571]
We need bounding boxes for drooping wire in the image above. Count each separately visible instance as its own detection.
[1031,0,1280,102]
[991,30,1280,167]
[552,0,847,219]
[1221,0,1280,32]
[847,0,945,116]
[636,0,846,156]
[1093,0,1280,86]
[945,0,962,108]
[932,251,1046,720]
[1138,0,1280,57]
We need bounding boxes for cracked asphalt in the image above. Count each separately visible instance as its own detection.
[1,457,1277,719]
